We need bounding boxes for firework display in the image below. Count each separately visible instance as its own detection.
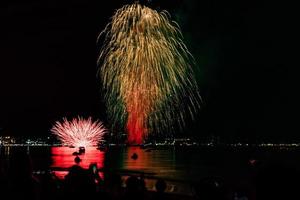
[51,117,106,147]
[98,3,200,144]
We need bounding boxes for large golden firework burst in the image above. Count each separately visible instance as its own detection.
[98,3,201,144]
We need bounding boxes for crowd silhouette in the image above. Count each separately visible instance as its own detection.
[1,151,300,200]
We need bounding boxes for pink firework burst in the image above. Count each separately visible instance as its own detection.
[51,117,107,148]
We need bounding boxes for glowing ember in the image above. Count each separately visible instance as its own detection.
[51,117,106,147]
[98,3,200,144]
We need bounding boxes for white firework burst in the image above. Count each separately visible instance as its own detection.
[51,117,107,147]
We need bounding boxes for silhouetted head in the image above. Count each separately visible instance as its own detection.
[65,165,85,181]
[155,179,167,193]
[126,176,140,191]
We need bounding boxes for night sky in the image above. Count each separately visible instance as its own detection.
[0,0,297,142]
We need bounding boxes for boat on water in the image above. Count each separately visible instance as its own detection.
[79,146,85,154]
[131,153,138,160]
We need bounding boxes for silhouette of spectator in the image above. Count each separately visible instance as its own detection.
[156,179,167,193]
[63,165,96,200]
[154,179,168,200]
[124,175,146,200]
[88,163,102,185]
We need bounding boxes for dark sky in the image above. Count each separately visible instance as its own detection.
[0,0,297,142]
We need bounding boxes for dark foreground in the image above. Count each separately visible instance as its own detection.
[1,146,300,199]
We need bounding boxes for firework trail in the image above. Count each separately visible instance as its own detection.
[98,3,201,144]
[51,117,106,147]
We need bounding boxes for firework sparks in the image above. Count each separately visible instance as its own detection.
[98,3,200,144]
[51,117,106,148]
